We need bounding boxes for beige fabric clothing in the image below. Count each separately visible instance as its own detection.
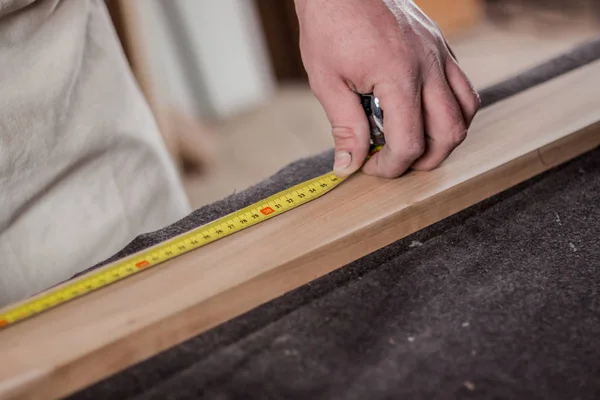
[0,0,191,307]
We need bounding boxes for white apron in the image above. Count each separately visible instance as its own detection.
[0,0,191,307]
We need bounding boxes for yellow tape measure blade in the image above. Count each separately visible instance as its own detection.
[0,171,345,329]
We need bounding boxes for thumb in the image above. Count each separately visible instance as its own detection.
[312,77,371,177]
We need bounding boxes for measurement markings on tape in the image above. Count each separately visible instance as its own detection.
[0,171,346,329]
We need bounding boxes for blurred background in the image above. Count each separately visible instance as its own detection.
[105,0,600,209]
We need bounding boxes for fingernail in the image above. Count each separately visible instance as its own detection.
[334,151,352,173]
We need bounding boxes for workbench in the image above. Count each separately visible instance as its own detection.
[2,38,600,400]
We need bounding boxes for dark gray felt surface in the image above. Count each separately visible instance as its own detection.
[69,38,600,399]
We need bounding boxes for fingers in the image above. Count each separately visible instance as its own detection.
[445,56,481,126]
[310,75,371,177]
[362,52,479,176]
[411,55,480,171]
[362,77,425,178]
[411,60,468,171]
[309,49,478,180]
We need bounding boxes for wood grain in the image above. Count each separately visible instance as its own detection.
[1,59,600,400]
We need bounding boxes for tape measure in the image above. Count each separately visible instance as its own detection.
[0,171,348,329]
[0,93,385,330]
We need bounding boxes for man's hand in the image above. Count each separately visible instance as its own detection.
[294,0,480,178]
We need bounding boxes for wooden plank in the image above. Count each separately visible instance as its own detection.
[1,59,600,400]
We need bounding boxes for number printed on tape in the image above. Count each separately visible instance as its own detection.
[0,171,346,329]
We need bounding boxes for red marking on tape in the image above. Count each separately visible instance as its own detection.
[0,320,7,328]
[260,207,275,215]
[135,260,151,269]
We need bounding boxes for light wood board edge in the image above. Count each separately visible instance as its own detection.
[1,60,600,399]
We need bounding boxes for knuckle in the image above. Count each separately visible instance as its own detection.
[307,75,326,98]
[379,161,408,179]
[331,126,366,153]
[448,117,468,146]
[463,79,482,114]
[437,98,468,146]
[377,71,420,105]
[418,163,439,172]
[383,170,404,179]
[306,70,335,99]
[331,126,356,142]
[421,49,442,79]
[471,91,482,112]
[403,58,422,82]
[350,62,376,91]
[412,156,440,172]
[381,51,421,84]
[451,126,468,146]
[403,138,426,159]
